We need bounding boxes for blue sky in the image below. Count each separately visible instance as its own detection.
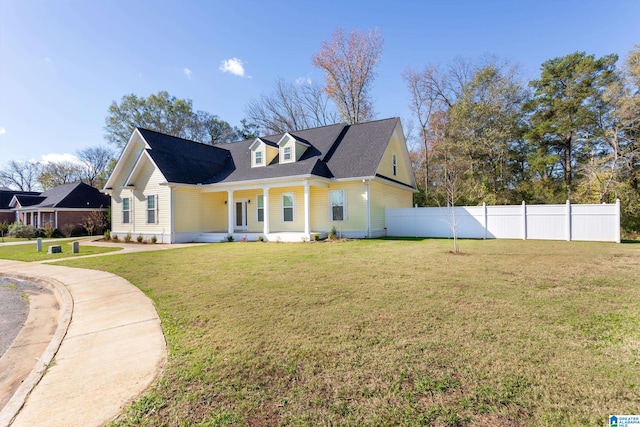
[1,0,638,164]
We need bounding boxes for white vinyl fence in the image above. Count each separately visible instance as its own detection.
[386,200,621,243]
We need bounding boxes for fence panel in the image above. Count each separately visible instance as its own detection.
[385,201,620,243]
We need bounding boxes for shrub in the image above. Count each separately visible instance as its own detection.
[61,224,75,238]
[124,233,132,243]
[104,230,111,241]
[257,235,264,242]
[151,235,157,244]
[328,226,337,240]
[8,222,38,239]
[226,234,234,242]
[42,223,56,238]
[0,221,9,237]
[137,234,143,243]
[112,234,119,242]
[312,233,320,241]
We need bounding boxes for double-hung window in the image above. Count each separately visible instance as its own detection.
[330,190,346,221]
[282,193,294,222]
[283,146,292,161]
[122,198,130,224]
[256,194,264,222]
[147,195,157,224]
[255,151,263,166]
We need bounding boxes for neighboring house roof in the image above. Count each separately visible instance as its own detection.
[0,190,41,209]
[130,118,414,188]
[9,182,110,209]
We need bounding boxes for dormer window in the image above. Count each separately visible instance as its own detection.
[277,132,310,164]
[250,138,276,168]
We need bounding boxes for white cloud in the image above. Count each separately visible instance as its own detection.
[295,76,312,85]
[183,67,192,79]
[44,57,52,63]
[0,127,6,135]
[219,58,249,77]
[41,153,81,165]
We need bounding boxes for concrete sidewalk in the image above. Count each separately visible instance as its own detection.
[0,259,167,427]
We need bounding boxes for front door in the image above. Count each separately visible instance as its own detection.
[235,201,248,230]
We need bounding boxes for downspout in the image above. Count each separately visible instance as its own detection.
[364,179,371,238]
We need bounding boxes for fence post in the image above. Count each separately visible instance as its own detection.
[615,199,621,243]
[483,202,487,239]
[566,200,572,241]
[522,201,527,240]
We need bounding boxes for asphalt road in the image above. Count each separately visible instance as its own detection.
[0,278,47,358]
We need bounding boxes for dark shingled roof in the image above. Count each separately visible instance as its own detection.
[133,118,411,187]
[137,128,231,185]
[0,190,41,209]
[10,182,110,209]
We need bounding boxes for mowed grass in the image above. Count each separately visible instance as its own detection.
[0,240,120,261]
[60,239,640,426]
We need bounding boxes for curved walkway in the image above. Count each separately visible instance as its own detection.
[0,259,167,427]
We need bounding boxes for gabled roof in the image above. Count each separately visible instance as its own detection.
[137,128,231,185]
[10,182,110,210]
[115,118,415,188]
[0,190,41,209]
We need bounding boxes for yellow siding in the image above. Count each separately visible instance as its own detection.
[310,182,367,233]
[377,132,414,187]
[174,188,227,232]
[370,180,413,230]
[131,161,171,234]
[268,186,305,231]
[111,139,145,188]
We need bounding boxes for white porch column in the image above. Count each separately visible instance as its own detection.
[55,211,59,229]
[38,211,42,228]
[263,187,270,235]
[227,190,234,235]
[303,180,310,238]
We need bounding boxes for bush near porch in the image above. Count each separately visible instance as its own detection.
[61,239,640,426]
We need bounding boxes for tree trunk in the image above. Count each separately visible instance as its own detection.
[564,134,572,200]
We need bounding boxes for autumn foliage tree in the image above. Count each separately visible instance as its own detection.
[312,28,383,124]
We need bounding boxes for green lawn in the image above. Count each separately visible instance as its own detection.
[0,240,120,261]
[60,239,639,426]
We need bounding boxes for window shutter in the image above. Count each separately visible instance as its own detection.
[343,190,347,221]
[156,194,159,224]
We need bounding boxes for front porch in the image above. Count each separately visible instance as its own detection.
[196,231,328,243]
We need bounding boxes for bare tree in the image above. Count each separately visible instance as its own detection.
[76,146,115,188]
[246,78,339,134]
[312,28,383,124]
[0,160,41,191]
[38,161,82,190]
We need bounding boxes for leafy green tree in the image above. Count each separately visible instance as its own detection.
[105,91,238,148]
[524,52,618,200]
[445,64,528,203]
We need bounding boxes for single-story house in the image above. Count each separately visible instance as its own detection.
[104,117,417,243]
[6,182,110,230]
[0,188,40,224]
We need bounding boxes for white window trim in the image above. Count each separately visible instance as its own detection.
[146,194,158,224]
[281,193,295,222]
[254,150,264,167]
[329,189,347,221]
[281,145,293,163]
[392,153,398,176]
[122,197,130,224]
[256,194,264,223]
